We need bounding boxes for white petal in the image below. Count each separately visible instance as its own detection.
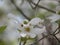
[48,14,60,22]
[29,33,36,38]
[56,6,60,11]
[8,13,23,23]
[20,33,27,37]
[31,27,46,35]
[29,17,44,26]
[52,22,58,31]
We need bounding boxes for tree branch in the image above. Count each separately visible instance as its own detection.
[10,0,31,21]
[53,35,60,43]
[28,0,41,9]
[30,1,56,13]
[31,27,60,45]
[34,0,41,9]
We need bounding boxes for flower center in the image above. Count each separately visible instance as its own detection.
[25,27,30,32]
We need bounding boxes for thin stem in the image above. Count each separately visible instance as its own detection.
[53,35,60,43]
[30,1,56,13]
[52,27,59,34]
[23,41,26,45]
[34,0,41,9]
[28,0,41,9]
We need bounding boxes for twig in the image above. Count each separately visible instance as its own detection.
[28,0,41,9]
[34,0,41,9]
[19,41,21,45]
[30,1,56,13]
[52,27,59,34]
[53,35,60,43]
[31,27,60,45]
[10,0,31,21]
[28,1,34,9]
[23,41,26,45]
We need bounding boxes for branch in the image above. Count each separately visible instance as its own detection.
[34,0,41,9]
[10,0,31,21]
[28,0,41,9]
[53,35,60,43]
[30,1,56,13]
[31,27,60,45]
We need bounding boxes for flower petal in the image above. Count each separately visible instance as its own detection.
[20,33,27,37]
[28,33,36,38]
[29,17,44,26]
[48,14,60,22]
[31,27,46,35]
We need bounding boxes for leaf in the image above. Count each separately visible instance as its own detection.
[0,26,7,33]
[0,40,5,45]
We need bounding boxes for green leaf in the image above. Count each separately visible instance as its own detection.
[0,40,5,45]
[0,26,7,33]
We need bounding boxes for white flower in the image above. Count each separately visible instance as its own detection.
[18,18,46,38]
[28,17,44,26]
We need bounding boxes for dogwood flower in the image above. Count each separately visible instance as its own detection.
[47,14,59,32]
[17,17,59,45]
[18,18,46,38]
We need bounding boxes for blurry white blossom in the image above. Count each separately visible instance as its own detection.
[47,14,60,22]
[18,18,46,38]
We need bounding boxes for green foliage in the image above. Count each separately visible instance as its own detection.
[56,20,60,25]
[56,19,60,28]
[36,12,46,19]
[57,11,60,15]
[0,9,6,18]
[0,26,7,33]
[12,9,20,15]
[19,36,37,42]
[21,37,27,41]
[30,15,35,19]
[0,40,6,45]
[36,11,52,19]
[48,3,56,9]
